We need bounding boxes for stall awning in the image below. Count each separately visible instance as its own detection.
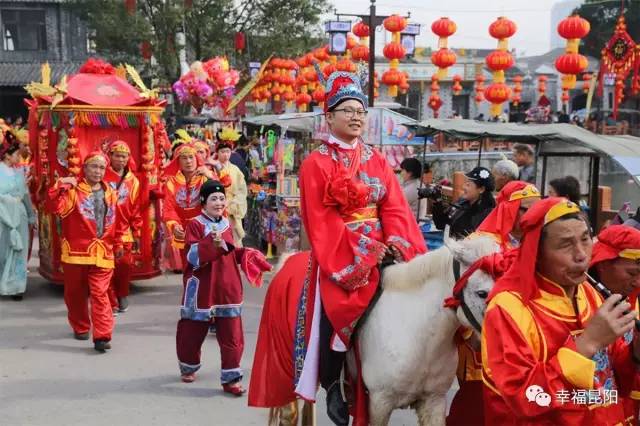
[243,112,320,132]
[409,118,640,184]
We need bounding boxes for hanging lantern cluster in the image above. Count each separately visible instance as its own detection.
[537,75,548,99]
[555,14,590,105]
[351,21,370,62]
[428,76,442,115]
[431,17,457,81]
[599,14,640,119]
[66,129,81,176]
[582,73,592,94]
[474,74,486,104]
[452,75,463,95]
[511,75,523,106]
[250,57,298,108]
[485,17,517,117]
[295,55,313,112]
[382,15,408,97]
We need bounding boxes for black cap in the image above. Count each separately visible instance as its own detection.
[200,180,225,204]
[465,166,495,192]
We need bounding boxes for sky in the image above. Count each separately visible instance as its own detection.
[325,0,572,57]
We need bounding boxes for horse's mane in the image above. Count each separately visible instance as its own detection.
[382,236,498,292]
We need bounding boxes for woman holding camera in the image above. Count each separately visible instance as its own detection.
[432,166,496,239]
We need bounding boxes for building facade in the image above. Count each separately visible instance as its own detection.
[0,0,89,119]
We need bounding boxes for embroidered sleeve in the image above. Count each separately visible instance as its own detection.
[184,220,225,268]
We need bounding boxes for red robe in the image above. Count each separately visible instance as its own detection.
[46,179,122,268]
[249,140,426,410]
[300,141,426,346]
[482,274,639,425]
[162,172,208,250]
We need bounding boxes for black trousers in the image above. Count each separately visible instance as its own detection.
[319,304,345,390]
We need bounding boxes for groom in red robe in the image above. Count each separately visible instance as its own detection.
[249,71,426,425]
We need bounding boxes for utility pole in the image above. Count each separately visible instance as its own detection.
[335,0,410,107]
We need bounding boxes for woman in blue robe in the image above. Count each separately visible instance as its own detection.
[0,141,35,300]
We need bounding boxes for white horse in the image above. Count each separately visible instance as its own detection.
[357,233,499,425]
[260,233,500,426]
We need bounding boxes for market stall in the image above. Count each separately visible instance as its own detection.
[242,112,316,256]
[26,61,168,283]
[409,119,640,230]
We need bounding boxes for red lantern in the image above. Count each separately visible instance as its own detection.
[485,50,515,72]
[538,75,548,95]
[399,72,410,94]
[314,47,330,62]
[346,35,358,51]
[383,42,406,61]
[336,58,356,73]
[555,53,588,76]
[557,15,590,40]
[484,83,512,104]
[383,15,407,33]
[452,75,463,95]
[489,17,517,40]
[431,49,457,69]
[234,32,246,52]
[351,45,370,62]
[353,21,370,38]
[381,69,403,87]
[296,93,312,111]
[304,69,318,83]
[431,17,457,38]
[312,87,325,104]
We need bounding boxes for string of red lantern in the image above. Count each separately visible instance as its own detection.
[485,17,516,118]
[452,75,463,95]
[474,74,485,104]
[555,14,590,106]
[511,75,523,106]
[430,17,457,117]
[382,15,407,97]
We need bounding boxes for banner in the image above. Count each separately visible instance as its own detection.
[226,55,273,112]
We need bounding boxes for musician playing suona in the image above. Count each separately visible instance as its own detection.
[176,180,271,395]
[104,140,141,313]
[46,151,122,353]
[482,197,640,425]
[589,224,640,425]
[447,181,541,426]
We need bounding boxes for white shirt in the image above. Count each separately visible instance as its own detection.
[327,134,358,150]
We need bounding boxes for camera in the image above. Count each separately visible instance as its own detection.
[418,184,443,200]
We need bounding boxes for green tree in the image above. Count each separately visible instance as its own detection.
[67,0,329,85]
[574,0,640,59]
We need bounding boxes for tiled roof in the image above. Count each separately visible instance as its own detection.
[0,61,82,86]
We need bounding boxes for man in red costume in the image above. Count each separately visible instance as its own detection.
[104,140,141,313]
[589,224,640,425]
[162,143,212,257]
[476,181,541,250]
[448,181,540,426]
[176,180,271,395]
[249,71,426,426]
[482,197,640,425]
[47,151,121,353]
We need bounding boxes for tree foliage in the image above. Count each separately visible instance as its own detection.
[574,0,640,59]
[67,0,330,84]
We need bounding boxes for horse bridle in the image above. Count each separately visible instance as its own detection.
[452,259,484,334]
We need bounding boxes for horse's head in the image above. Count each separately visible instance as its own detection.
[444,229,502,334]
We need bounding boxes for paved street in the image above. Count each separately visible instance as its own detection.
[0,252,423,426]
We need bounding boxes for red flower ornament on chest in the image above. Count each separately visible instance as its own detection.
[323,168,371,215]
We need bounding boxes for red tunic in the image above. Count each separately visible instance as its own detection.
[46,179,121,268]
[162,172,208,250]
[482,275,639,425]
[181,214,243,320]
[104,168,142,246]
[299,141,426,345]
